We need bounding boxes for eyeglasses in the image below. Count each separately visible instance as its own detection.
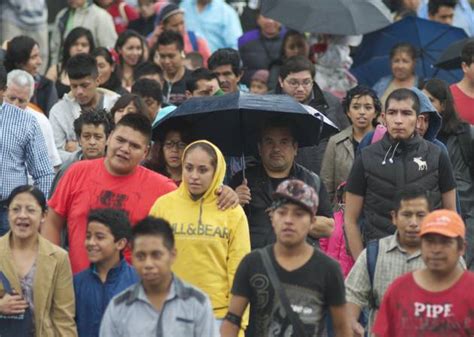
[163,140,187,150]
[284,78,313,89]
[8,206,41,216]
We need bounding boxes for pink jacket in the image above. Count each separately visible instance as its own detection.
[319,209,354,277]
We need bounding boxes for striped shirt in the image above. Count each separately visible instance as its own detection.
[0,103,54,201]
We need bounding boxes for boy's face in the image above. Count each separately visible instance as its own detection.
[132,235,176,288]
[271,203,314,248]
[85,221,126,264]
[70,75,99,108]
[141,96,160,121]
[250,80,268,95]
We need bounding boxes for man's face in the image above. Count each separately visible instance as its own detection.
[190,79,220,97]
[416,112,430,137]
[4,82,31,110]
[163,13,186,35]
[429,6,455,25]
[382,98,418,140]
[211,64,241,93]
[158,43,184,77]
[259,127,297,176]
[69,75,99,107]
[421,234,464,275]
[132,235,176,288]
[140,96,160,121]
[279,70,313,103]
[78,124,107,160]
[271,203,313,248]
[257,15,281,38]
[392,197,429,251]
[68,0,87,9]
[105,125,149,176]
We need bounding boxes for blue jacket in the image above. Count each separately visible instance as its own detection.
[73,259,139,337]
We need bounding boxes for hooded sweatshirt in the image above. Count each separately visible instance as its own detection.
[149,140,251,319]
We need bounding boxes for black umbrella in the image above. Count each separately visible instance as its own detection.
[434,38,474,70]
[153,92,338,157]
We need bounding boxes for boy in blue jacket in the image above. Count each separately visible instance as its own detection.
[74,208,139,337]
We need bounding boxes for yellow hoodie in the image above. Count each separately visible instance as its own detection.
[149,140,251,319]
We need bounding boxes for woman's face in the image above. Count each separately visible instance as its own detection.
[119,37,143,67]
[183,147,216,197]
[114,102,138,124]
[69,36,91,57]
[391,51,416,81]
[96,55,114,85]
[22,44,42,76]
[284,36,309,59]
[163,131,187,170]
[422,89,444,114]
[8,192,44,240]
[347,95,377,131]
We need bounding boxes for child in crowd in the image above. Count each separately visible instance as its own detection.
[249,69,269,95]
[74,208,139,337]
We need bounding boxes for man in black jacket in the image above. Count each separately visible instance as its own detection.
[230,118,334,250]
[345,88,457,261]
[276,55,349,174]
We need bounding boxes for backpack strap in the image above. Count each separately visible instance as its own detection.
[366,240,379,309]
[188,31,199,52]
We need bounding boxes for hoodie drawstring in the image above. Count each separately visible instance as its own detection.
[382,145,392,165]
[389,142,400,164]
[381,142,400,165]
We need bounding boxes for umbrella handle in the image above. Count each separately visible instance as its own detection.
[241,154,246,180]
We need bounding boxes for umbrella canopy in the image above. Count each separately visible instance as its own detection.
[351,16,467,86]
[153,92,338,156]
[434,38,474,70]
[260,0,392,35]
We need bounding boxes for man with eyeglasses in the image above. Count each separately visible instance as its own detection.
[276,56,349,174]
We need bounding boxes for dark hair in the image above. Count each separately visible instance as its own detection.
[61,27,95,74]
[461,40,474,66]
[110,94,149,122]
[208,48,243,76]
[74,109,112,139]
[393,185,432,212]
[133,61,163,81]
[0,64,6,90]
[115,112,152,142]
[115,30,145,66]
[389,42,417,61]
[184,141,218,169]
[342,85,382,127]
[421,78,462,134]
[259,117,297,144]
[4,35,37,72]
[156,30,184,51]
[131,216,175,250]
[185,52,204,69]
[66,53,99,79]
[92,47,123,91]
[7,185,47,213]
[279,55,315,80]
[428,0,457,16]
[280,30,309,59]
[87,208,132,244]
[132,78,163,104]
[385,88,421,115]
[186,68,218,92]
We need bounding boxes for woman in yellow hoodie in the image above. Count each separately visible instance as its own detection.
[149,140,251,326]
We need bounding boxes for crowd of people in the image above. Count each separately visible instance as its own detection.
[0,0,474,336]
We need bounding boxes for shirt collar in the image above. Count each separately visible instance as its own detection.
[385,231,421,258]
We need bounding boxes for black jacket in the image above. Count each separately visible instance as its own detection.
[33,75,58,116]
[230,163,333,250]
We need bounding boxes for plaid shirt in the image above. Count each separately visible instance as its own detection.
[345,233,425,335]
[0,103,54,201]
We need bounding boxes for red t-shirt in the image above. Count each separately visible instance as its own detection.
[108,1,139,34]
[450,84,474,124]
[373,271,474,337]
[48,158,176,273]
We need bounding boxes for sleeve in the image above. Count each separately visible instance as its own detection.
[344,249,371,308]
[26,117,54,198]
[97,11,118,48]
[230,254,252,299]
[229,170,244,190]
[438,149,457,193]
[324,259,346,306]
[49,103,68,158]
[125,4,139,21]
[345,155,367,196]
[223,7,243,50]
[48,163,77,216]
[99,301,122,337]
[194,295,219,337]
[316,178,333,218]
[51,252,78,336]
[41,115,62,167]
[371,284,395,337]
[320,136,337,204]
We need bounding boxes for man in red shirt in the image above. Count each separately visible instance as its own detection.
[450,41,474,125]
[43,114,176,273]
[373,209,474,337]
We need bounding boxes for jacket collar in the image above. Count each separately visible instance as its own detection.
[90,258,128,283]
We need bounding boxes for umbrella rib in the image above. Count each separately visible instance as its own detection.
[413,19,427,79]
